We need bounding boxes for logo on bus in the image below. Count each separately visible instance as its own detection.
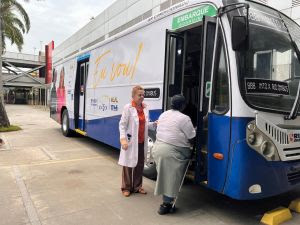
[289,133,300,143]
[96,95,119,112]
[99,104,108,112]
[110,97,119,111]
[92,43,144,88]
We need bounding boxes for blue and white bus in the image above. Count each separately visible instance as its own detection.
[50,0,300,200]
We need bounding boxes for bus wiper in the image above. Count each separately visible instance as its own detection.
[286,42,300,121]
[291,40,300,63]
[285,82,300,120]
[284,42,300,120]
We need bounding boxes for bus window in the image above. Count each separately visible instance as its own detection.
[52,69,57,83]
[254,50,272,80]
[80,64,85,95]
[170,37,184,90]
[86,62,89,76]
[164,32,185,110]
[211,28,229,114]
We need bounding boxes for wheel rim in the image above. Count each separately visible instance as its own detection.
[62,113,68,132]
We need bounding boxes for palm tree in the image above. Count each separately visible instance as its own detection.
[0,0,30,127]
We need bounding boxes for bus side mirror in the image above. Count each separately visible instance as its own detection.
[231,16,248,51]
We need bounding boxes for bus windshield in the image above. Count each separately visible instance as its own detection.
[228,1,300,114]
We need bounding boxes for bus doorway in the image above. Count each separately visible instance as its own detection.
[164,26,201,125]
[163,17,217,182]
[74,59,89,132]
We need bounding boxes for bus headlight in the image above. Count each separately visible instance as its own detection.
[246,121,280,161]
[248,123,256,132]
[260,141,276,160]
[248,134,256,145]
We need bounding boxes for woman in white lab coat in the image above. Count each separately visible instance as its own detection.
[118,85,156,197]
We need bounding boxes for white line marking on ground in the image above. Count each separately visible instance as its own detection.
[39,146,58,160]
[106,205,123,221]
[12,166,41,225]
[0,155,107,169]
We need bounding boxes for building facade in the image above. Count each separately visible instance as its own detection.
[2,51,47,105]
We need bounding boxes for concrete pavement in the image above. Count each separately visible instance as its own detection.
[1,104,300,225]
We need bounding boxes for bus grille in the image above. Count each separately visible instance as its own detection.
[264,122,289,145]
[283,147,300,158]
[256,115,300,161]
[287,171,300,185]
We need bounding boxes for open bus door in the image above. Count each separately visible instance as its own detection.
[163,31,185,110]
[203,16,232,193]
[74,58,89,134]
[163,17,218,183]
[195,16,217,183]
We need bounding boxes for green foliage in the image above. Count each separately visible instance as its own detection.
[0,125,22,132]
[0,0,30,52]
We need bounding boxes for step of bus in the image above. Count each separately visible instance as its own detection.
[75,129,87,136]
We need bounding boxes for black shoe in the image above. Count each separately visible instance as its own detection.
[158,203,173,215]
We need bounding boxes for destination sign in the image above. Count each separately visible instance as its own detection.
[245,78,290,95]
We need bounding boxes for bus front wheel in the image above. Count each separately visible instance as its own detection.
[61,110,73,137]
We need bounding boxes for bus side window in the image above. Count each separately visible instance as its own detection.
[211,28,229,114]
[86,62,89,76]
[52,69,56,83]
[80,64,85,94]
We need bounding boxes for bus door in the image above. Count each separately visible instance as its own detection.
[163,31,185,110]
[164,26,203,120]
[164,22,210,179]
[205,17,232,193]
[195,16,217,183]
[74,59,89,132]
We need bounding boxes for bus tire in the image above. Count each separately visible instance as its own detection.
[143,161,157,180]
[61,109,73,137]
[143,129,157,180]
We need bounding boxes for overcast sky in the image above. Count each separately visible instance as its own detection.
[6,0,114,54]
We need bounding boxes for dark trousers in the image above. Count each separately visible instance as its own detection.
[163,195,174,204]
[122,143,144,192]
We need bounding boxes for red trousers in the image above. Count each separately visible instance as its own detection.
[121,143,144,192]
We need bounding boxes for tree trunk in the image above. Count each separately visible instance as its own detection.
[0,101,10,127]
[0,7,11,127]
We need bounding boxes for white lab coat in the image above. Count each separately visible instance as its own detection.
[118,103,154,168]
